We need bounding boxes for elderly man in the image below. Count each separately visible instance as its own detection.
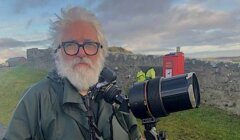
[3,6,141,140]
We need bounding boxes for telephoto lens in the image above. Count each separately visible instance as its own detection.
[128,72,200,119]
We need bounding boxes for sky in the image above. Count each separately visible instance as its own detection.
[0,0,240,63]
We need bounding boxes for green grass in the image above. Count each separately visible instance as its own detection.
[0,65,47,126]
[1,65,240,139]
[137,105,240,140]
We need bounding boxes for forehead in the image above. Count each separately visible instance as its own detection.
[61,20,98,42]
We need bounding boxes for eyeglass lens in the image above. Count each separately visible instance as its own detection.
[63,42,98,55]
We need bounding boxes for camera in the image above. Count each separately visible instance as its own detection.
[129,72,200,119]
[96,67,201,140]
[97,67,200,117]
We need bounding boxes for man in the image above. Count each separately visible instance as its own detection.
[145,68,155,80]
[3,6,141,140]
[136,70,145,82]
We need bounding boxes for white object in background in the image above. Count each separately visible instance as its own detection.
[166,69,172,78]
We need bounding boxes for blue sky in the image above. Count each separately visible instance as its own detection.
[0,0,240,63]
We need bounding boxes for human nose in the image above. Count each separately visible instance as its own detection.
[76,47,87,57]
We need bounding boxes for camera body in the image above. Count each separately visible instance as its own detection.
[95,67,201,140]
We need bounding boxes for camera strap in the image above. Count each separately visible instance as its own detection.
[84,90,102,140]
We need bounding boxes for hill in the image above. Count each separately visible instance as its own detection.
[0,65,240,139]
[108,46,133,54]
[202,56,240,63]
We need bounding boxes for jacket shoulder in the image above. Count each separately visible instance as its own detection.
[21,77,59,105]
[24,78,51,95]
[3,78,60,140]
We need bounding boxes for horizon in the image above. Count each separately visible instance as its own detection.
[1,46,240,64]
[0,0,240,63]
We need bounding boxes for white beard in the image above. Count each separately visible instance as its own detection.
[55,51,105,91]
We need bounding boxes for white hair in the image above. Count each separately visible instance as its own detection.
[50,6,107,91]
[50,6,107,57]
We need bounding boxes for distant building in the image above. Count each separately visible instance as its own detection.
[6,57,27,67]
[3,62,9,67]
[0,62,9,68]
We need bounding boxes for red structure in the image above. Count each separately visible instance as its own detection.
[163,50,184,78]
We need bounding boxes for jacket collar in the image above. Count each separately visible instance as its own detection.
[62,78,87,111]
[48,70,119,138]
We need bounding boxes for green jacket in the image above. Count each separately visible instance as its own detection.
[146,68,155,80]
[3,70,141,140]
[136,71,145,82]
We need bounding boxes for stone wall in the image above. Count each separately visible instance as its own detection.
[27,48,54,70]
[26,48,240,115]
[6,57,27,67]
[185,59,240,115]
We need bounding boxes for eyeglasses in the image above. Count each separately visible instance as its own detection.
[55,40,103,56]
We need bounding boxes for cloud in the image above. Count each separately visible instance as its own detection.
[0,37,50,49]
[13,0,55,14]
[0,37,51,63]
[0,48,26,63]
[91,0,240,55]
[0,38,25,48]
[186,49,240,58]
[96,0,170,40]
[3,0,240,58]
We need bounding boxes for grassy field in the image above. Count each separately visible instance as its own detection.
[0,65,240,139]
[138,105,240,140]
[0,65,47,126]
